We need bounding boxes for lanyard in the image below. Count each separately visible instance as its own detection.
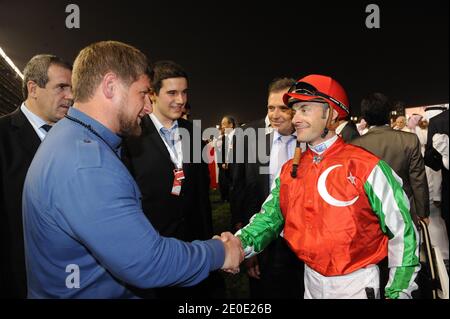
[159,128,183,169]
[65,114,121,160]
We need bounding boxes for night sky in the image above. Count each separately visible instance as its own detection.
[0,0,448,127]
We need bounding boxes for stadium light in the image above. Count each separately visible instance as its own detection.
[0,46,24,79]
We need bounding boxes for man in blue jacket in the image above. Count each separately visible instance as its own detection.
[22,40,243,298]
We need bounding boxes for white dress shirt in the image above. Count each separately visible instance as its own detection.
[269,130,297,187]
[149,113,183,168]
[20,103,51,141]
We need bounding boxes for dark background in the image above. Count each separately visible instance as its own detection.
[0,0,448,127]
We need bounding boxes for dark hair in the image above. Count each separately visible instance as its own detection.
[360,92,392,126]
[268,77,296,95]
[72,41,150,103]
[222,116,236,129]
[22,54,72,100]
[151,60,188,94]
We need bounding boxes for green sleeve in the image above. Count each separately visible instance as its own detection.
[364,160,420,299]
[236,176,285,258]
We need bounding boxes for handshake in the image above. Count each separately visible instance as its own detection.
[213,232,245,274]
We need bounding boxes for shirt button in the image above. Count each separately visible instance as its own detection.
[83,139,91,143]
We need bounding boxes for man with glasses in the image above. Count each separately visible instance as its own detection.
[231,74,420,299]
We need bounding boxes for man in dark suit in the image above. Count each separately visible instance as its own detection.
[0,54,72,298]
[336,118,360,142]
[122,61,222,298]
[215,116,236,202]
[231,78,304,298]
[425,108,449,233]
[352,93,430,221]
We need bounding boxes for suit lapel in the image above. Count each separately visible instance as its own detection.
[11,109,41,157]
[340,124,347,138]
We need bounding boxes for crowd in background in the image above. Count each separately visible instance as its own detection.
[0,41,448,299]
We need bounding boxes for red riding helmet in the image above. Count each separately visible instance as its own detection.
[283,74,350,119]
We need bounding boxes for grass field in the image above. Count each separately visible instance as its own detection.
[210,189,250,299]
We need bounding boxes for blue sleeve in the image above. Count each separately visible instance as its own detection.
[54,167,224,288]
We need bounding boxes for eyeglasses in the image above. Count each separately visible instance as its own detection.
[287,81,349,114]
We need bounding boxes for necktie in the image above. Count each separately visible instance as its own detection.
[269,134,293,187]
[277,135,293,169]
[41,124,52,132]
[160,127,176,155]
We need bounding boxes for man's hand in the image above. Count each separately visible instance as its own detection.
[244,256,260,279]
[213,232,244,274]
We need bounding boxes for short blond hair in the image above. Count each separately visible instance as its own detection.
[72,41,150,102]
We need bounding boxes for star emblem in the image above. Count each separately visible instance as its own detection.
[313,155,322,164]
[318,165,359,207]
[347,172,357,185]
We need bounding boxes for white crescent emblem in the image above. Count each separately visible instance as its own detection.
[317,164,359,207]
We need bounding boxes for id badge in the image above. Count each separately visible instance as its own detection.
[171,169,185,196]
